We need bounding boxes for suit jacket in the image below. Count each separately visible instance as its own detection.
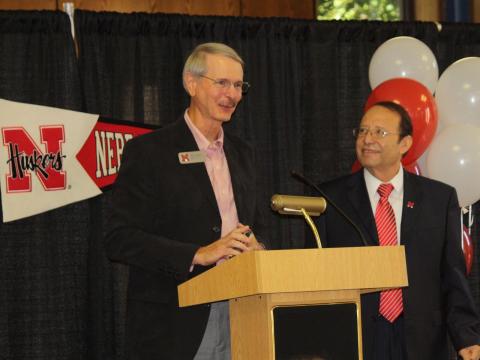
[316,170,480,360]
[106,118,260,360]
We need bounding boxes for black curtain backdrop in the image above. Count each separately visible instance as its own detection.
[0,10,88,360]
[0,9,478,360]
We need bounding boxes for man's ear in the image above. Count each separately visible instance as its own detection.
[184,72,197,97]
[400,135,413,156]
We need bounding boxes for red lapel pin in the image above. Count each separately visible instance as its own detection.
[407,201,415,209]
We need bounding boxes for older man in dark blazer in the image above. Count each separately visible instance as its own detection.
[316,101,480,360]
[106,43,264,360]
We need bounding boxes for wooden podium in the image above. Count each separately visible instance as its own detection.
[178,246,407,360]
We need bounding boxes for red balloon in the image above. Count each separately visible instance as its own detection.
[365,78,438,165]
[351,160,362,173]
[462,225,474,276]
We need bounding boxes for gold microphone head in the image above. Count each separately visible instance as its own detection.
[271,194,327,216]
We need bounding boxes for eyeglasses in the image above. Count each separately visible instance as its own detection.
[353,127,401,139]
[199,75,250,94]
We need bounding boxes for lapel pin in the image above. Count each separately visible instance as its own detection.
[407,201,415,209]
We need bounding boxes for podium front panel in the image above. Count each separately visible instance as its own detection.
[230,290,363,360]
[273,303,359,360]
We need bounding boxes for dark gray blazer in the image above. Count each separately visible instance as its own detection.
[106,118,260,359]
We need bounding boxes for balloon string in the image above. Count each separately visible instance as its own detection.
[468,205,473,236]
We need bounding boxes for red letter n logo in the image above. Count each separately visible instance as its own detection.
[2,126,67,192]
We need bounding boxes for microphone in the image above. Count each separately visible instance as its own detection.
[271,194,327,216]
[290,170,368,246]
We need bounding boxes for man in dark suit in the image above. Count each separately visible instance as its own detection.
[317,101,480,360]
[106,43,264,360]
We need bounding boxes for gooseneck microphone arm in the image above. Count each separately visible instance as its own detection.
[291,170,369,247]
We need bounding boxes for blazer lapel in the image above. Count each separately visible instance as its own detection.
[173,120,218,212]
[400,171,422,246]
[347,172,378,245]
[223,137,247,219]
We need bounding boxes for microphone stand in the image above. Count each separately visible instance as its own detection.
[300,208,322,248]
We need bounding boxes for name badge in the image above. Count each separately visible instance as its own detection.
[178,151,206,164]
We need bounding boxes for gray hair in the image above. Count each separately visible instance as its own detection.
[182,42,244,91]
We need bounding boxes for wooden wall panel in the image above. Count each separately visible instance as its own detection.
[0,0,314,18]
[58,0,154,13]
[241,0,314,19]
[151,0,240,16]
[57,0,240,15]
[0,0,56,10]
[0,0,453,22]
[414,0,440,21]
[473,0,480,22]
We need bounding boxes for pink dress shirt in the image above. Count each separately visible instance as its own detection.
[184,110,239,238]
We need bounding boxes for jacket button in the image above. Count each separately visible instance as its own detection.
[212,226,221,233]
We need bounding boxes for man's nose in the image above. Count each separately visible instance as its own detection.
[363,130,375,143]
[225,85,241,99]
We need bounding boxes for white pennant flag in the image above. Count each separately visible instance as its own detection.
[0,99,101,222]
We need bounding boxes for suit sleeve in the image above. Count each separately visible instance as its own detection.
[444,188,480,350]
[105,138,199,281]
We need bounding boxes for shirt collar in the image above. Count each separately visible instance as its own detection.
[364,166,404,199]
[184,109,224,153]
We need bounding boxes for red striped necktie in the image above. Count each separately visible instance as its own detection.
[375,183,403,323]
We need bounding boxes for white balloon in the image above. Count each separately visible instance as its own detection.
[426,124,480,207]
[416,118,443,177]
[435,57,480,128]
[369,36,439,94]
